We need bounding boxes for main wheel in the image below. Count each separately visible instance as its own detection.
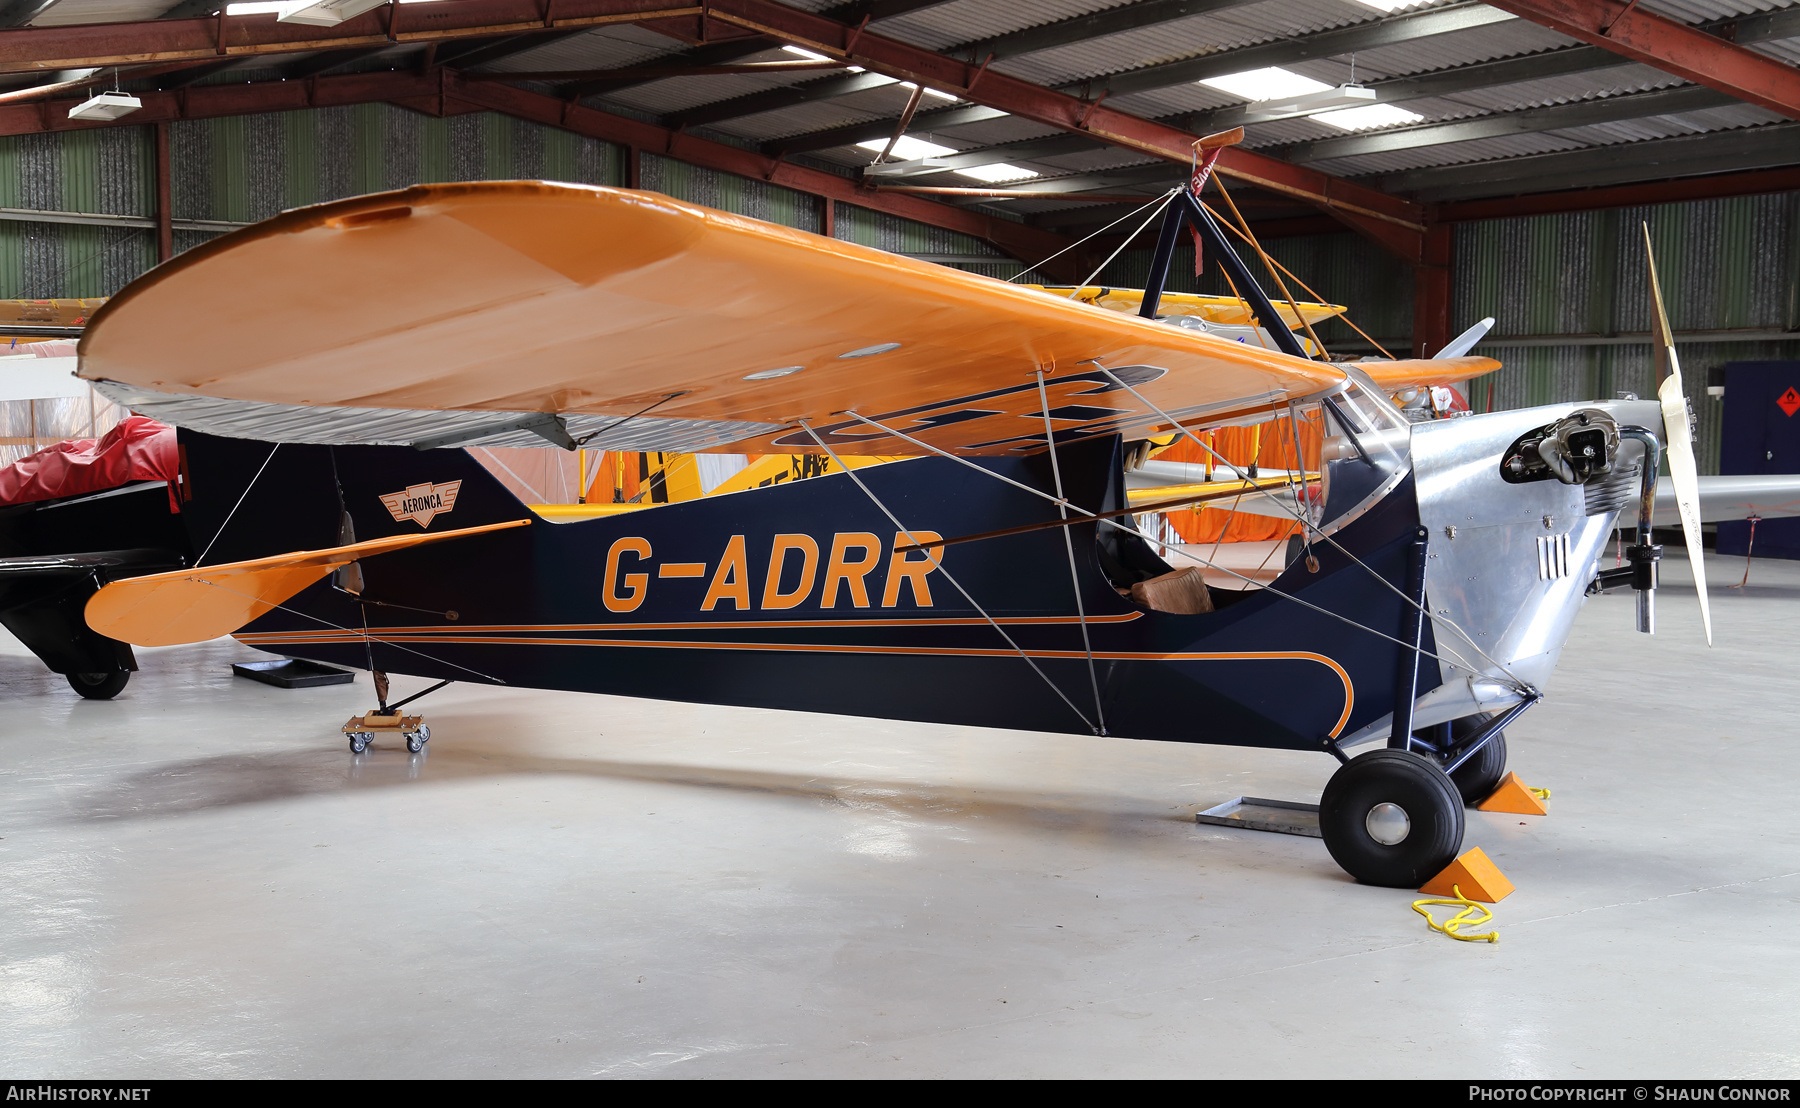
[1319,749,1465,887]
[67,670,129,700]
[1445,723,1507,806]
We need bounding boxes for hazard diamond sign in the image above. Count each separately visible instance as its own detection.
[1779,387,1800,418]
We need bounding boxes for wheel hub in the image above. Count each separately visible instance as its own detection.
[1365,802,1411,845]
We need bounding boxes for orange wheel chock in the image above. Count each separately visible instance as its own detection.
[1476,771,1549,816]
[1419,846,1514,904]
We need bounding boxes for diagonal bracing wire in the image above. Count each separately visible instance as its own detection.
[196,442,281,567]
[796,418,1098,734]
[835,409,1492,679]
[1035,368,1107,735]
[191,577,506,685]
[1092,364,1527,689]
[1005,189,1178,285]
[1063,190,1179,299]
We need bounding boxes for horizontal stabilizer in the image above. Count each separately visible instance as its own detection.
[85,519,529,647]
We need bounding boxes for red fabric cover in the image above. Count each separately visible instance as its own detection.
[0,415,180,511]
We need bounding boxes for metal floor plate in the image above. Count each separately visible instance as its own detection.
[1195,796,1322,838]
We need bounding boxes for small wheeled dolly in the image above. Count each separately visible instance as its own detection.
[342,710,430,754]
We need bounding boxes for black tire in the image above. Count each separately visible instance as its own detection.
[1446,726,1507,806]
[67,670,129,700]
[1319,749,1465,888]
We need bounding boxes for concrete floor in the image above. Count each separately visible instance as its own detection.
[2,551,1796,1079]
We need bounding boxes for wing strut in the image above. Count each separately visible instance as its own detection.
[1035,368,1108,736]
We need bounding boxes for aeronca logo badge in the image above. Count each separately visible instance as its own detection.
[380,481,461,528]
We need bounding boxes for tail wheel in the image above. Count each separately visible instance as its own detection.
[1319,749,1464,888]
[67,671,129,700]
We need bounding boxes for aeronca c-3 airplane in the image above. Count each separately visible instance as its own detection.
[60,170,1717,889]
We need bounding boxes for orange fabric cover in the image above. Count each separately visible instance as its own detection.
[1155,416,1322,544]
[0,415,179,511]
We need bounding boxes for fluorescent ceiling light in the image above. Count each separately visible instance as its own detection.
[1347,0,1428,10]
[1313,103,1422,130]
[956,163,1038,183]
[269,0,423,24]
[1243,83,1376,117]
[1200,67,1330,103]
[67,92,141,122]
[856,135,956,159]
[783,44,863,73]
[865,155,962,178]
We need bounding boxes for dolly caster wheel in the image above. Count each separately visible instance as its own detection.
[68,670,129,700]
[348,733,371,754]
[1320,748,1464,887]
[405,728,429,753]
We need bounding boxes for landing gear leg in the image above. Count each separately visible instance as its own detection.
[1319,749,1464,887]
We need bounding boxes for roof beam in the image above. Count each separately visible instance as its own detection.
[1288,83,1737,166]
[666,0,1265,134]
[1483,0,1800,119]
[570,0,952,97]
[1380,122,1800,200]
[436,30,592,70]
[696,0,1426,260]
[766,102,1005,155]
[443,75,1081,273]
[949,0,1259,64]
[0,64,1082,275]
[1436,165,1800,222]
[1091,3,1517,98]
[770,7,1800,160]
[273,46,392,81]
[0,0,1427,256]
[663,68,898,128]
[0,0,669,75]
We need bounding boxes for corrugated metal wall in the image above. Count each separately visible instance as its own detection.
[0,128,157,299]
[168,104,622,227]
[1457,191,1800,474]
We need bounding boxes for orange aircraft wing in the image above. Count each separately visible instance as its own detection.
[77,181,1496,457]
[85,519,530,647]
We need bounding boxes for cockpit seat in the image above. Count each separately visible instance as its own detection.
[1129,567,1214,615]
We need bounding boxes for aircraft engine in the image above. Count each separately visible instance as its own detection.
[1499,408,1621,486]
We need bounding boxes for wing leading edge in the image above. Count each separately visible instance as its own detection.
[78,181,1497,457]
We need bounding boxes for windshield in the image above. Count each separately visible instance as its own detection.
[1314,366,1412,531]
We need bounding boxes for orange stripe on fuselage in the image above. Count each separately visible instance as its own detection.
[231,627,1354,738]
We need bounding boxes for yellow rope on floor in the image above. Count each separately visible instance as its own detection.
[1412,884,1499,944]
